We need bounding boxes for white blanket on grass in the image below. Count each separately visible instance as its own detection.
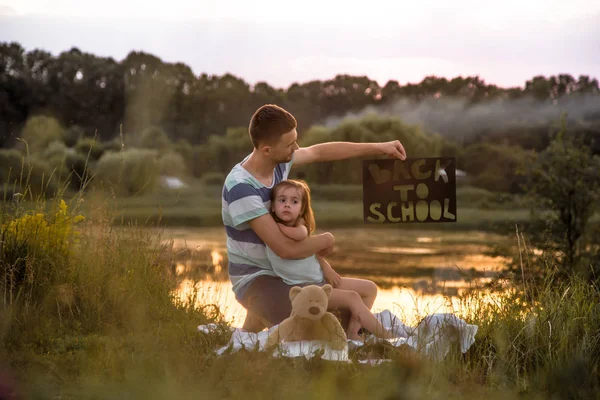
[198,310,478,363]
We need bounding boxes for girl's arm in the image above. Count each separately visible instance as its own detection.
[317,255,341,287]
[277,223,308,241]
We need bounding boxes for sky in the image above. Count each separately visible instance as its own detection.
[1,0,599,89]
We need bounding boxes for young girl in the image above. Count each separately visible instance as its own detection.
[266,179,395,340]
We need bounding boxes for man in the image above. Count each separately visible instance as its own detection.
[222,104,406,331]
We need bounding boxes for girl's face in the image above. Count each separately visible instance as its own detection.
[272,186,303,224]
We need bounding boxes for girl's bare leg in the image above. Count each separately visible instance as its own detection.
[328,289,394,340]
[336,277,378,310]
[335,278,378,337]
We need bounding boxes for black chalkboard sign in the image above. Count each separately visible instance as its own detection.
[363,158,457,223]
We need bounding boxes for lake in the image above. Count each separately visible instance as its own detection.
[163,227,511,326]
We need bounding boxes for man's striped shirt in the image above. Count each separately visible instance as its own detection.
[222,155,294,300]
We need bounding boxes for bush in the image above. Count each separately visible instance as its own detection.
[0,200,85,305]
[94,149,160,195]
[172,139,193,168]
[138,126,171,150]
[188,145,216,178]
[1,192,211,349]
[43,140,69,170]
[19,115,65,152]
[64,152,90,191]
[440,139,465,168]
[206,127,253,173]
[158,151,187,177]
[0,149,57,199]
[39,141,90,191]
[63,125,85,148]
[75,137,105,161]
[103,136,124,153]
[462,143,531,193]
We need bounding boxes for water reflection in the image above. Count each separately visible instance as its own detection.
[211,250,223,274]
[165,227,511,326]
[371,247,437,255]
[175,278,500,327]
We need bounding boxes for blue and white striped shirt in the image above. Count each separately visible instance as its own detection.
[222,154,294,300]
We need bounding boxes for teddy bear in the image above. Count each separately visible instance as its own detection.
[265,284,347,350]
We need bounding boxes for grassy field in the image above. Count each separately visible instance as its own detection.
[1,187,599,399]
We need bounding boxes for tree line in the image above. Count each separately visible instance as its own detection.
[2,41,600,203]
[2,42,599,149]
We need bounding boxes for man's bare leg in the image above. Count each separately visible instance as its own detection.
[241,310,268,332]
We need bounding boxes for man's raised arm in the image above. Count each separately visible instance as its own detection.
[292,140,406,167]
[249,214,333,259]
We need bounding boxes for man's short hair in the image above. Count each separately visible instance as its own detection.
[249,104,297,148]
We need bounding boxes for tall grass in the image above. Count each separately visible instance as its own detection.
[0,143,220,396]
[461,275,600,397]
[1,151,599,399]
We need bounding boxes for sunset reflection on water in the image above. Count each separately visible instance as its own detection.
[175,277,501,327]
[167,228,510,327]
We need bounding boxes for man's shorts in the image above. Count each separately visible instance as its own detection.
[237,275,296,326]
[237,275,348,327]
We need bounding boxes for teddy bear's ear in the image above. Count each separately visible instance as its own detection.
[321,284,333,298]
[289,286,302,301]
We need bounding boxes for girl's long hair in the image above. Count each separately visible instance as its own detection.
[271,179,316,235]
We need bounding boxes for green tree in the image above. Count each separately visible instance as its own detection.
[137,126,171,150]
[19,115,64,152]
[575,75,599,94]
[462,143,531,193]
[94,149,160,195]
[25,49,55,109]
[525,75,552,101]
[526,119,600,279]
[319,75,380,116]
[205,127,253,173]
[188,145,215,178]
[0,42,30,148]
[122,51,172,133]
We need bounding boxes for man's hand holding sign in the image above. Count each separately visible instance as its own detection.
[376,140,407,161]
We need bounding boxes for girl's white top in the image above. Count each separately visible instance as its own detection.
[265,246,324,285]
